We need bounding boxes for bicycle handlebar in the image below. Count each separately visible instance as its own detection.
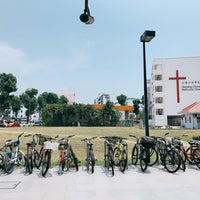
[81,136,97,142]
[18,132,24,139]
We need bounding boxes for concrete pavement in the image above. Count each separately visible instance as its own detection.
[0,165,200,200]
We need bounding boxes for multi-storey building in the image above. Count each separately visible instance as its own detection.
[150,56,200,128]
[94,93,117,104]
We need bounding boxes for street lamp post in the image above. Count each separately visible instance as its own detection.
[140,30,155,136]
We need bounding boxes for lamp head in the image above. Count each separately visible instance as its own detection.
[140,30,156,42]
[80,13,89,23]
[80,13,94,24]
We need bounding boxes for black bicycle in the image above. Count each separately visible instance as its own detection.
[139,136,157,172]
[101,136,115,176]
[24,133,41,174]
[129,135,158,172]
[81,136,97,174]
[154,133,181,173]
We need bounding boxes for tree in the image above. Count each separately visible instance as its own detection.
[0,73,17,116]
[58,95,69,104]
[20,88,38,122]
[117,94,127,106]
[11,96,22,118]
[101,101,120,126]
[38,92,59,109]
[133,99,140,116]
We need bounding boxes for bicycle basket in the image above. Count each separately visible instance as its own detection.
[140,136,155,148]
[58,140,68,150]
[44,141,59,150]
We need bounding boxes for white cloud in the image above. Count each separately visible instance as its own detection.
[0,41,93,74]
[0,41,94,96]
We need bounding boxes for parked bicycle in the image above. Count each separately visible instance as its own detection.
[154,133,181,173]
[23,133,41,174]
[129,134,158,172]
[1,133,26,174]
[113,136,128,173]
[81,136,97,174]
[37,134,59,176]
[58,135,79,175]
[172,135,200,169]
[100,136,116,176]
[0,147,4,174]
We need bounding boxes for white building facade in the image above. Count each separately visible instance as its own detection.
[150,56,200,127]
[94,93,117,104]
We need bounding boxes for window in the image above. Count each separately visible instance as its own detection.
[155,97,163,103]
[155,86,163,92]
[155,74,162,80]
[156,109,164,115]
[189,116,191,123]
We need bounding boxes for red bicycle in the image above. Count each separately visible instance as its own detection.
[58,135,79,175]
[172,136,200,169]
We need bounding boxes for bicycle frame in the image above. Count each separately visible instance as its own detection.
[6,133,25,165]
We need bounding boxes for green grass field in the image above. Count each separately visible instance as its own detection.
[0,126,200,167]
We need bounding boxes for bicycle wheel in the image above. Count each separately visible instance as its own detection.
[177,147,187,165]
[87,151,95,174]
[107,152,114,176]
[66,151,79,171]
[148,147,159,166]
[164,149,181,173]
[33,150,40,168]
[119,150,127,173]
[41,151,51,176]
[131,145,139,165]
[185,147,195,164]
[179,155,186,171]
[58,151,65,175]
[3,154,14,174]
[0,154,3,168]
[140,147,148,172]
[16,151,25,166]
[25,154,33,174]
[113,147,121,166]
[35,148,43,169]
[193,148,200,168]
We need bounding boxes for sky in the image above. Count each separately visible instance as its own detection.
[0,0,200,104]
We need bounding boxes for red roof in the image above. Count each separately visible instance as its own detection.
[178,101,200,114]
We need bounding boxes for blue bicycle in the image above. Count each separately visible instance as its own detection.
[2,133,26,174]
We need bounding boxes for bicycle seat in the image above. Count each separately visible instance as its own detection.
[188,140,200,146]
[26,141,33,147]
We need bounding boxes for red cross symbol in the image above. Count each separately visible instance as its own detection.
[169,70,186,103]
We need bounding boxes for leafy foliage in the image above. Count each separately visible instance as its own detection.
[20,88,38,121]
[0,73,17,114]
[42,102,120,126]
[117,94,127,105]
